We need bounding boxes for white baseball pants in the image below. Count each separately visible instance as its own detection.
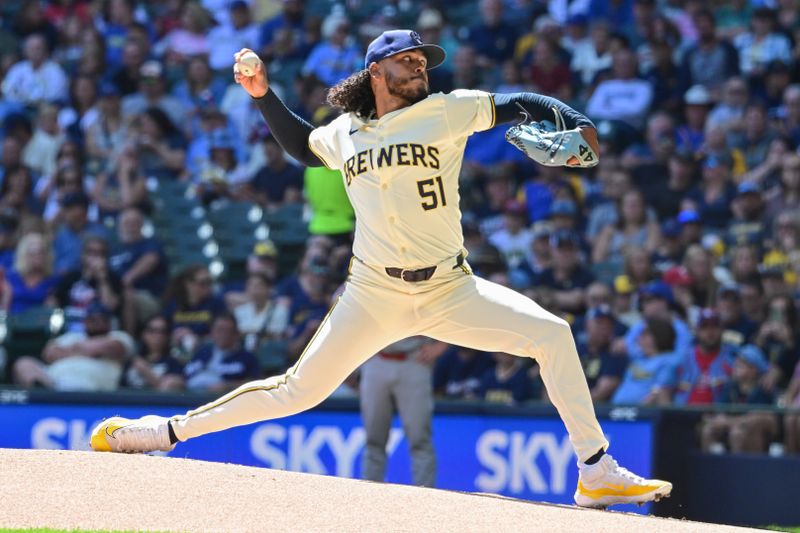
[171,257,609,462]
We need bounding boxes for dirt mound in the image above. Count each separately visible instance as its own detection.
[0,449,758,532]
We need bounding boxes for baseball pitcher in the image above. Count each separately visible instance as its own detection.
[91,29,671,509]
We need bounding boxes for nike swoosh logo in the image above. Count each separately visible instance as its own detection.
[349,128,358,135]
[105,422,128,439]
[603,483,626,491]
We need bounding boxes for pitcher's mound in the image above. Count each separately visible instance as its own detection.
[0,449,756,532]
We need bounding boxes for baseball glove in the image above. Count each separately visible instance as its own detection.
[505,105,599,168]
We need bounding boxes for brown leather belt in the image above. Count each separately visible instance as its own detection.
[385,252,465,282]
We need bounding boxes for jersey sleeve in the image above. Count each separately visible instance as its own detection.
[308,123,341,170]
[441,89,496,139]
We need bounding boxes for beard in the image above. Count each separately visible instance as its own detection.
[385,70,429,105]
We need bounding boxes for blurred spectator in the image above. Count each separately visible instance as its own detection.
[124,107,187,181]
[110,38,147,96]
[717,284,758,346]
[586,167,630,240]
[0,165,44,235]
[533,230,595,315]
[109,206,169,333]
[548,199,580,233]
[122,316,184,391]
[301,14,361,87]
[59,73,100,140]
[1,33,68,106]
[416,8,458,88]
[247,134,304,209]
[52,191,108,274]
[257,0,308,61]
[85,82,126,176]
[282,255,334,360]
[122,315,185,390]
[12,302,134,391]
[466,0,518,69]
[676,85,712,154]
[571,20,613,91]
[184,312,260,392]
[194,128,249,204]
[156,2,214,61]
[593,189,660,264]
[683,244,722,310]
[22,103,64,178]
[674,308,737,405]
[765,153,800,221]
[0,208,19,271]
[613,316,680,405]
[172,55,228,115]
[726,181,767,248]
[648,151,697,220]
[529,38,572,103]
[701,345,776,454]
[735,102,778,174]
[777,84,800,146]
[163,264,225,354]
[625,245,657,288]
[233,272,285,349]
[732,8,791,78]
[489,199,531,271]
[55,235,122,333]
[586,47,653,131]
[207,1,259,72]
[576,305,628,402]
[433,346,495,399]
[754,294,800,392]
[739,136,792,194]
[623,111,675,178]
[92,148,150,220]
[639,38,683,115]
[479,351,540,405]
[36,156,86,225]
[685,153,735,230]
[651,219,684,272]
[679,8,740,92]
[706,77,748,133]
[625,280,693,358]
[450,44,484,90]
[6,233,59,314]
[121,60,188,127]
[782,359,800,454]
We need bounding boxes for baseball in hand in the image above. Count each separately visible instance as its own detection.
[237,51,261,77]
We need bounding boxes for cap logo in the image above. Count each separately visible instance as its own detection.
[410,31,422,45]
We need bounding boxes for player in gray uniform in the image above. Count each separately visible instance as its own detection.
[91,29,672,509]
[360,336,439,487]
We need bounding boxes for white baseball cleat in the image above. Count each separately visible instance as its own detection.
[574,454,672,508]
[90,415,176,453]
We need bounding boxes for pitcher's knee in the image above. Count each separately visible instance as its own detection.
[282,373,333,408]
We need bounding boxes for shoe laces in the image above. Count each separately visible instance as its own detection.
[608,457,646,485]
[117,424,167,452]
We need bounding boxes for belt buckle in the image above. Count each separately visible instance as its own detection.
[400,268,412,282]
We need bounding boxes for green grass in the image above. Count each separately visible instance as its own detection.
[765,527,800,532]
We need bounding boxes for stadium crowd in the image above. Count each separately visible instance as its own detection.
[0,0,799,456]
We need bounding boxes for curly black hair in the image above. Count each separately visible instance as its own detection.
[326,70,375,118]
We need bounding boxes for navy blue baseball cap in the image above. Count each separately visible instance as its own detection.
[640,280,674,304]
[364,29,446,70]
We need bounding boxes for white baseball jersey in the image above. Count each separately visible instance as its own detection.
[308,89,496,268]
